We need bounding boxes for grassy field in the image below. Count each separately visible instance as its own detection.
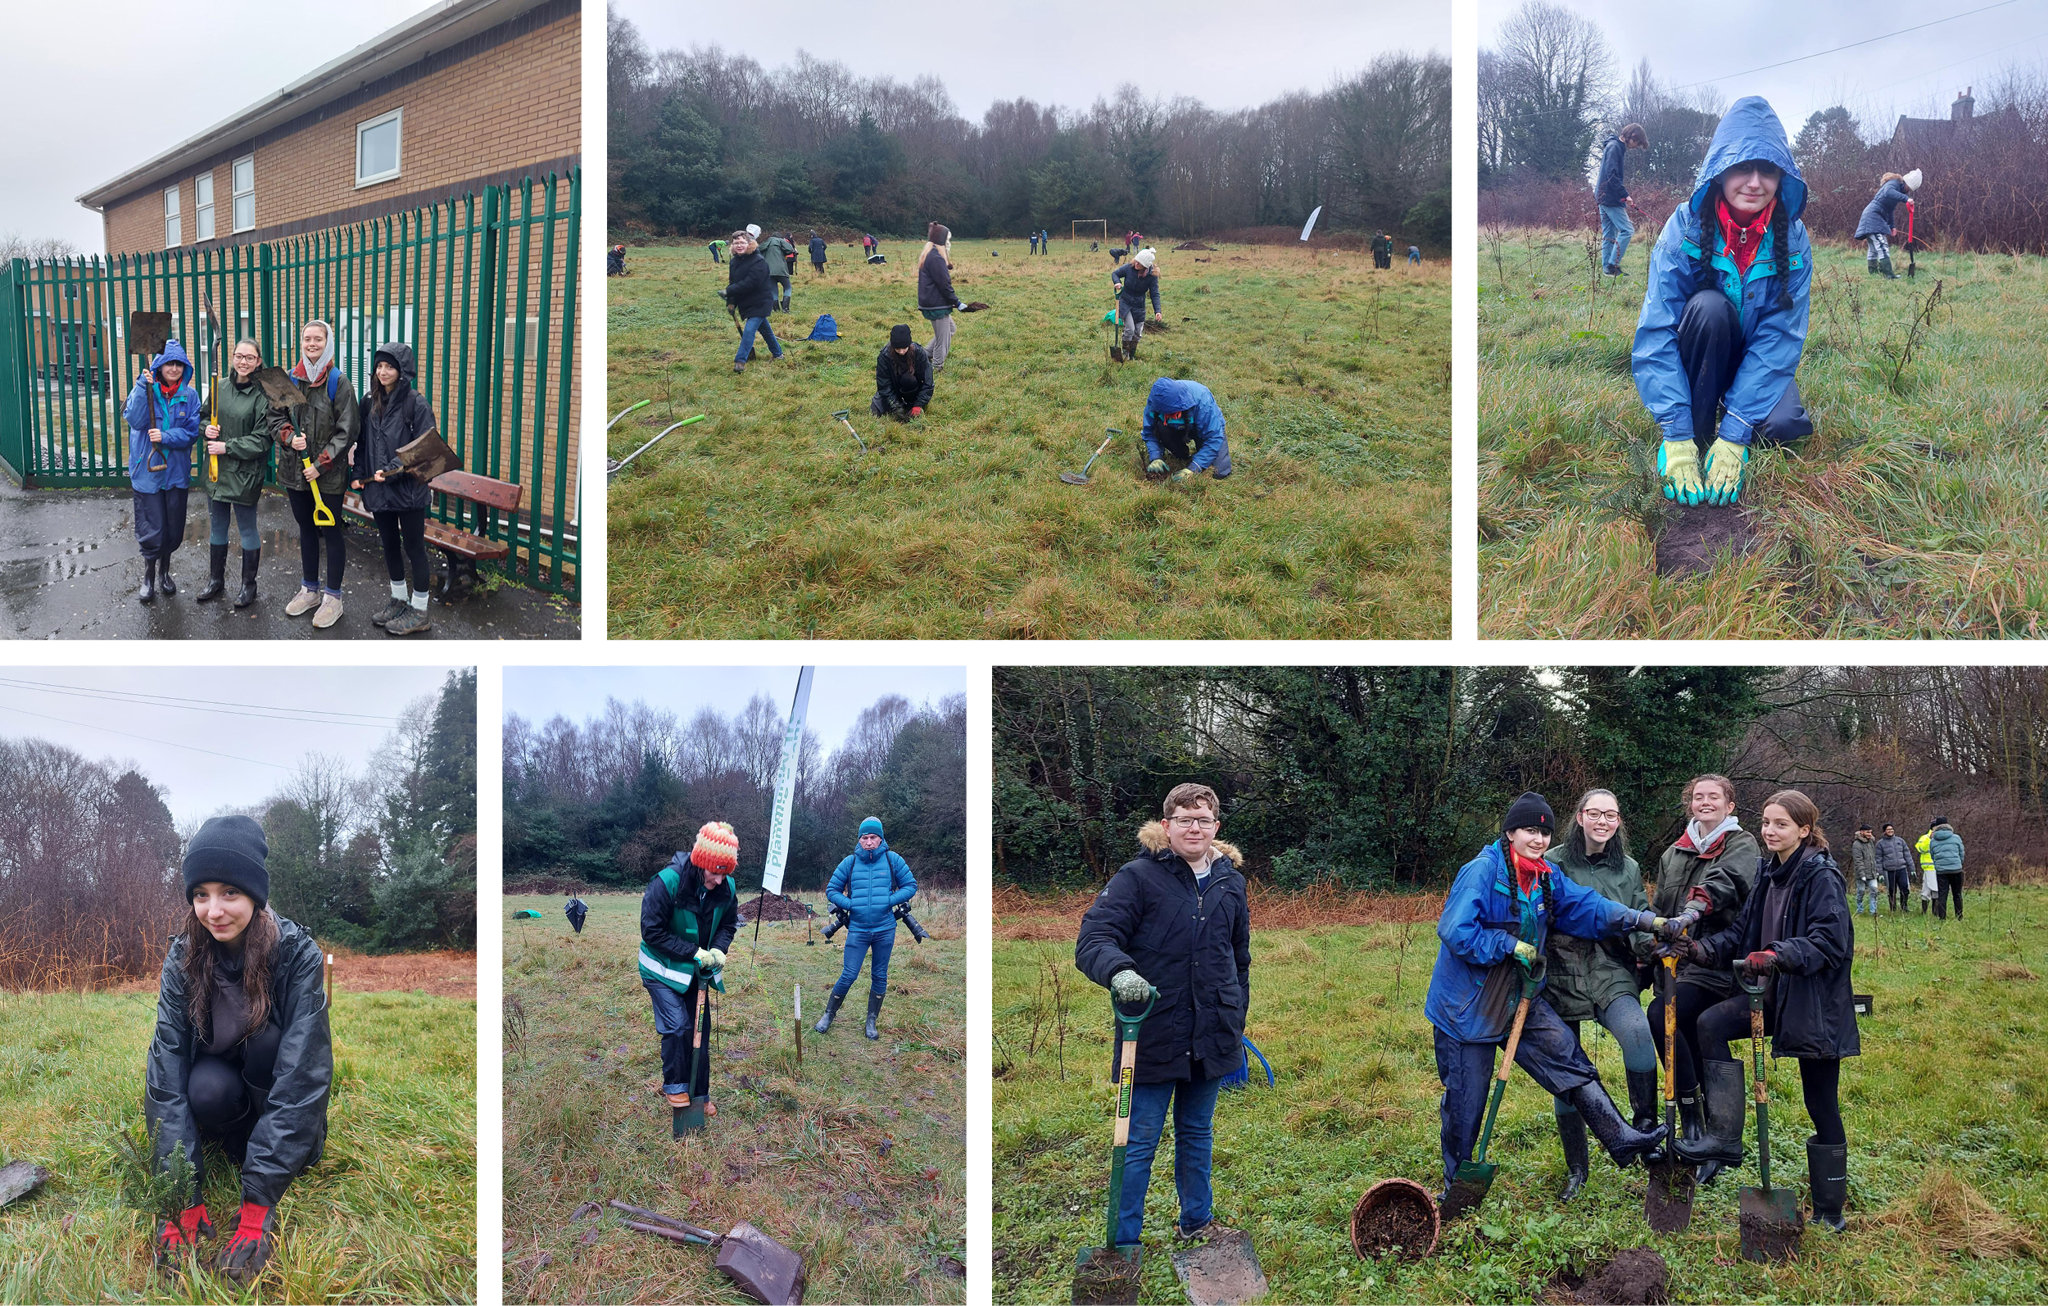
[993,884,2048,1304]
[1478,228,2048,638]
[502,891,966,1304]
[607,239,1450,638]
[0,979,477,1303]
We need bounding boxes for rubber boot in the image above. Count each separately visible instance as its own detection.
[813,990,845,1034]
[157,555,176,596]
[196,543,229,601]
[1866,257,1879,276]
[1555,1106,1590,1202]
[864,992,883,1040]
[234,549,260,608]
[1676,1089,1723,1182]
[1675,1059,1746,1167]
[1878,254,1899,280]
[1627,1068,1668,1168]
[138,556,157,604]
[1565,1080,1666,1168]
[1807,1137,1848,1232]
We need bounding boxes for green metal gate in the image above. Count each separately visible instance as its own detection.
[0,169,580,596]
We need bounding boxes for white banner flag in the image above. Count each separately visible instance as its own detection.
[760,666,814,896]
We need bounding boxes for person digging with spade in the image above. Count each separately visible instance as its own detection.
[1108,248,1163,360]
[1428,792,1682,1216]
[639,822,740,1117]
[1140,378,1233,483]
[814,817,919,1039]
[1075,783,1250,1249]
[1855,169,1920,280]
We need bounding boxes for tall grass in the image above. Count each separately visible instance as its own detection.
[0,985,476,1303]
[1478,229,2048,638]
[502,891,965,1304]
[994,885,2048,1304]
[607,239,1450,638]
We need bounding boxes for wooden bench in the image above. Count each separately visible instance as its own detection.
[341,470,523,601]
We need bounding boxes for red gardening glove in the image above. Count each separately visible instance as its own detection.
[1743,950,1778,974]
[910,406,923,417]
[217,1201,276,1283]
[159,1203,212,1249]
[1685,886,1714,914]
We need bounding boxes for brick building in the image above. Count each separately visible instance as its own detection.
[77,0,579,255]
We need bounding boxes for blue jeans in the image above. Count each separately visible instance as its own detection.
[1434,998,1599,1192]
[832,922,896,999]
[1599,204,1635,268]
[208,498,260,551]
[643,978,710,1097]
[736,316,783,365]
[1856,881,1881,914]
[1116,1073,1223,1244]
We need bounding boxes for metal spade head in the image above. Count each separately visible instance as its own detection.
[1645,1158,1697,1233]
[714,1221,807,1305]
[1739,1175,1805,1262]
[252,366,308,407]
[1061,428,1123,485]
[1170,1227,1266,1306]
[127,312,172,359]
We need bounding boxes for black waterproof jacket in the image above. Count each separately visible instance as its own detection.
[1695,843,1861,1060]
[725,250,778,319]
[145,914,332,1205]
[353,341,438,513]
[1075,822,1250,1084]
[917,247,957,311]
[642,856,740,960]
[1595,133,1629,205]
[873,343,935,413]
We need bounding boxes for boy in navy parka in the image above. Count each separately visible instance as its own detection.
[123,340,203,603]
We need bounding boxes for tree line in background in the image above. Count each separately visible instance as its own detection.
[0,670,478,989]
[608,9,1450,246]
[504,691,967,892]
[994,666,2048,891]
[1478,0,2048,252]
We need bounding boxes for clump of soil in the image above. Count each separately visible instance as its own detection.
[1174,240,1217,251]
[1739,1210,1803,1262]
[1548,1248,1670,1304]
[961,301,992,312]
[1655,502,1758,576]
[1350,1180,1438,1260]
[737,893,818,924]
[1071,1251,1144,1304]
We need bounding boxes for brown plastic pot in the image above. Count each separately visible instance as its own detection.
[1351,1177,1441,1261]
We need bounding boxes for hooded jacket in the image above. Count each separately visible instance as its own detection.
[1111,261,1162,315]
[1427,838,1643,1043]
[205,369,280,506]
[1850,833,1880,882]
[1595,132,1630,206]
[277,334,357,495]
[1855,177,1913,240]
[1651,819,1761,999]
[1631,96,1811,447]
[725,249,778,319]
[917,245,957,314]
[145,914,332,1207]
[123,340,202,492]
[873,342,935,413]
[353,342,438,514]
[639,854,738,995]
[1695,843,1860,1060]
[1141,378,1229,473]
[1927,823,1964,873]
[826,838,918,930]
[1542,836,1651,1022]
[1075,821,1250,1083]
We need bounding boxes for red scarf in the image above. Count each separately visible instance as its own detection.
[1508,846,1548,896]
[157,375,182,402]
[1715,198,1775,276]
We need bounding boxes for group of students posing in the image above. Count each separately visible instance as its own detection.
[1073,775,1859,1249]
[123,322,442,634]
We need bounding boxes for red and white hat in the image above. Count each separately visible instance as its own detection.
[691,821,739,873]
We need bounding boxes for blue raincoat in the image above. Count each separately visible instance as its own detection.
[122,339,202,491]
[1141,378,1230,474]
[1631,96,1811,447]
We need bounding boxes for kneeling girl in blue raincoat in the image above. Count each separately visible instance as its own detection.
[1426,792,1685,1215]
[1141,378,1232,483]
[1632,96,1814,508]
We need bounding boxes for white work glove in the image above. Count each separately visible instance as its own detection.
[1109,969,1152,1004]
[693,948,717,969]
[707,948,727,970]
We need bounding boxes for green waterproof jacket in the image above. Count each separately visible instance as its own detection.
[203,373,279,505]
[1543,838,1651,1021]
[276,366,357,496]
[1651,823,1761,1000]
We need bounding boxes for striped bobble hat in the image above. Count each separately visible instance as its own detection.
[691,820,740,873]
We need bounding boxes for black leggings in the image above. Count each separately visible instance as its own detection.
[374,508,431,593]
[1694,994,1846,1145]
[188,1022,283,1163]
[1645,979,1720,1097]
[287,488,346,590]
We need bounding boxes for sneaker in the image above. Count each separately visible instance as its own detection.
[1175,1220,1215,1244]
[283,586,320,617]
[312,593,344,629]
[385,605,432,636]
[371,597,410,627]
[733,361,746,374]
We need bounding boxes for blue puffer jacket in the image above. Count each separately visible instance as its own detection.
[1855,178,1912,240]
[827,839,917,929]
[1927,824,1964,872]
[123,339,202,491]
[1141,378,1229,473]
[1631,96,1811,447]
[1424,838,1642,1044]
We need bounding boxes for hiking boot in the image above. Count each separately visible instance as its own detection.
[1603,263,1619,276]
[156,557,177,596]
[312,592,344,629]
[386,602,432,636]
[1556,1106,1590,1202]
[864,992,883,1040]
[1566,1080,1666,1168]
[371,596,410,627]
[664,1090,692,1108]
[1627,1068,1667,1168]
[234,550,260,608]
[1675,1059,1746,1167]
[1807,1137,1848,1232]
[733,361,747,374]
[196,543,229,601]
[1175,1220,1216,1244]
[284,586,320,617]
[813,990,845,1034]
[138,557,157,604]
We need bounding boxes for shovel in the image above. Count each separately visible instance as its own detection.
[1644,952,1696,1232]
[674,976,719,1137]
[830,410,868,455]
[1061,428,1121,484]
[610,415,705,476]
[1104,309,1123,363]
[1072,986,1156,1305]
[613,1200,806,1305]
[1439,971,1537,1221]
[252,366,309,408]
[127,311,172,359]
[1737,968,1803,1261]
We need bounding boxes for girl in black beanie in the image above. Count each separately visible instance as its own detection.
[145,814,333,1284]
[871,324,935,421]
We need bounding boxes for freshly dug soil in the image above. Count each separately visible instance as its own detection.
[1071,1251,1144,1304]
[962,301,992,312]
[1352,1185,1437,1260]
[1655,502,1758,576]
[1174,240,1217,251]
[1553,1248,1670,1304]
[737,892,818,924]
[1740,1210,1803,1262]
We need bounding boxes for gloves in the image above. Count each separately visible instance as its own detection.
[1110,969,1152,1004]
[1656,910,1700,939]
[158,1203,212,1252]
[1681,938,1710,964]
[1512,940,1547,982]
[1169,468,1194,484]
[1146,459,1168,476]
[1658,439,1704,504]
[217,1202,275,1283]
[1685,886,1714,914]
[1738,950,1778,978]
[707,948,727,970]
[1622,909,1661,934]
[1702,438,1750,505]
[910,407,923,417]
[694,948,717,969]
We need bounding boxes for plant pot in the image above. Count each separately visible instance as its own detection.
[1351,1177,1441,1261]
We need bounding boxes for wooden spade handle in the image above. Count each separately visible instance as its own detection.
[1663,955,1678,1102]
[1497,994,1532,1084]
[1111,1034,1138,1146]
[1752,1004,1768,1105]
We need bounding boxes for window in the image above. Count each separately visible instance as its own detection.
[356,108,402,186]
[163,185,180,247]
[195,173,214,242]
[232,155,255,232]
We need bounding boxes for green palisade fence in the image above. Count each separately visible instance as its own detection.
[0,170,580,597]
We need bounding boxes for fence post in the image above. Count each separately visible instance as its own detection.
[471,185,501,489]
[258,243,273,369]
[0,260,31,484]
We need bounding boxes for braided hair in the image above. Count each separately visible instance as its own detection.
[1695,166,1795,315]
[1767,199,1793,314]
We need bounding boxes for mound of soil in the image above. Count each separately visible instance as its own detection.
[1548,1248,1669,1305]
[1739,1210,1803,1262]
[1351,1180,1438,1260]
[737,892,818,924]
[1655,503,1758,577]
[961,301,992,312]
[1072,1251,1144,1304]
[1174,240,1217,251]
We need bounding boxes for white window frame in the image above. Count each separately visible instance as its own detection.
[355,108,403,187]
[195,172,214,242]
[232,155,255,233]
[163,185,181,248]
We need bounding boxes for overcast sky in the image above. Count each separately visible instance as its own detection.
[1482,0,2048,136]
[0,0,436,251]
[0,666,462,825]
[615,0,1448,124]
[503,666,967,757]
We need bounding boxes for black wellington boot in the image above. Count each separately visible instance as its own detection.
[234,549,261,608]
[156,555,176,596]
[813,991,845,1034]
[864,992,883,1040]
[1878,254,1900,280]
[1556,1107,1590,1202]
[1675,1058,1747,1168]
[138,556,157,604]
[196,543,229,601]
[1807,1137,1848,1232]
[1566,1080,1666,1168]
[1627,1068,1668,1168]
[1678,1089,1724,1183]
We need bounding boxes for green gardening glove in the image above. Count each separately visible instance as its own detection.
[1512,940,1547,983]
[1109,969,1152,1004]
[1658,439,1704,505]
[1703,438,1750,505]
[694,948,717,969]
[1146,458,1168,476]
[1169,468,1194,484]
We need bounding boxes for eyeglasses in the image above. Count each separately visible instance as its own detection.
[1580,809,1621,822]
[1167,817,1217,830]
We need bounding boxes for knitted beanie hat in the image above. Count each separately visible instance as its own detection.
[859,816,885,838]
[889,324,913,350]
[1903,168,1923,191]
[1502,791,1555,836]
[1134,248,1156,268]
[184,814,270,907]
[928,222,951,245]
[691,820,740,873]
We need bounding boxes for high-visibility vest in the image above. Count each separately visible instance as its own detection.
[637,865,728,995]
